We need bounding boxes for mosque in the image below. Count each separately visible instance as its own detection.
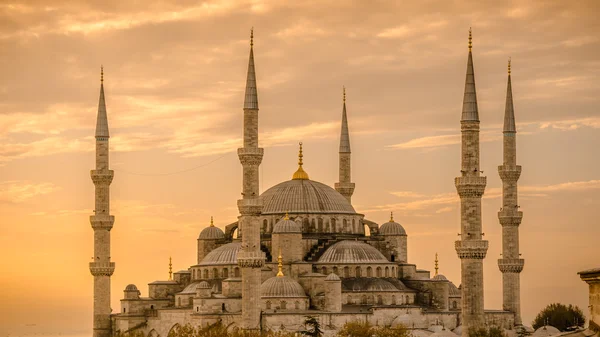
[89,30,528,337]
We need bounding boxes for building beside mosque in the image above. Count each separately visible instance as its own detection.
[89,30,527,337]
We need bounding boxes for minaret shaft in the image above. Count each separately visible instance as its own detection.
[335,88,355,202]
[498,64,524,325]
[237,30,265,331]
[89,71,115,337]
[455,30,488,336]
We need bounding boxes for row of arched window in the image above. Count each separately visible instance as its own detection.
[265,300,303,310]
[191,267,240,280]
[318,265,397,278]
[262,216,365,235]
[176,296,194,307]
[346,294,412,305]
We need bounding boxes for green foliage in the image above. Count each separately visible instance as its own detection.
[532,303,586,331]
[162,321,297,337]
[301,316,323,337]
[114,330,145,337]
[467,326,506,337]
[336,321,410,337]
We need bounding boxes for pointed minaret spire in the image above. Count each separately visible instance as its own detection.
[462,28,479,121]
[504,58,516,133]
[168,257,173,280]
[335,86,355,202]
[96,66,110,138]
[435,253,439,276]
[244,28,258,110]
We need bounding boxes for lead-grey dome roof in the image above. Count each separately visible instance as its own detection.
[342,278,400,292]
[198,226,225,240]
[379,220,406,236]
[179,282,204,295]
[260,179,356,215]
[261,276,307,298]
[125,284,138,291]
[272,218,302,234]
[198,242,240,266]
[432,274,448,281]
[449,282,461,296]
[318,240,388,264]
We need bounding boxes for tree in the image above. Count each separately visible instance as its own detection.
[301,316,323,337]
[532,303,586,331]
[468,327,506,337]
[336,321,410,337]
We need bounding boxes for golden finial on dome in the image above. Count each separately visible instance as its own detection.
[435,253,439,276]
[210,216,214,227]
[343,86,346,103]
[168,256,173,280]
[277,249,284,277]
[250,27,254,47]
[100,65,104,83]
[390,211,394,222]
[468,27,472,52]
[284,212,289,220]
[292,142,309,180]
[508,57,511,75]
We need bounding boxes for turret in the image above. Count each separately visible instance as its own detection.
[197,217,225,264]
[335,87,355,202]
[379,212,408,263]
[271,213,303,263]
[498,58,524,325]
[454,29,488,336]
[89,66,115,337]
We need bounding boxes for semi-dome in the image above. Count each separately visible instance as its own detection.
[198,219,225,240]
[379,213,406,235]
[261,276,307,298]
[179,282,204,295]
[532,326,560,337]
[342,278,400,292]
[125,284,138,291]
[325,273,341,281]
[272,217,302,234]
[260,179,356,215]
[318,240,388,264]
[198,242,240,266]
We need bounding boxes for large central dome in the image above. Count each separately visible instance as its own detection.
[260,179,356,215]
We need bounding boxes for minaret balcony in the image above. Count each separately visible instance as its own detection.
[498,165,521,181]
[237,198,263,216]
[498,211,523,226]
[89,262,115,276]
[455,240,488,259]
[90,215,115,230]
[237,251,265,268]
[334,182,355,195]
[455,176,486,197]
[498,258,524,273]
[238,148,264,166]
[90,170,114,184]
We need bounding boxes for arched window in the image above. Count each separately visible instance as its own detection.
[385,267,389,277]
[318,218,323,232]
[392,267,395,277]
[376,267,382,277]
[321,266,327,275]
[281,301,287,309]
[347,295,352,304]
[361,295,367,304]
[453,301,457,309]
[352,219,355,233]
[343,219,347,232]
[178,298,181,306]
[123,308,126,313]
[189,296,193,305]
[295,301,300,309]
[150,305,154,310]
[377,295,383,305]
[333,266,338,275]
[203,269,209,279]
[212,268,218,279]
[367,267,372,277]
[406,295,410,304]
[391,254,395,262]
[344,266,350,278]
[196,306,199,312]
[391,295,396,305]
[223,268,229,278]
[234,267,240,277]
[262,219,268,234]
[331,218,336,232]
[355,266,361,277]
[311,219,316,231]
[266,301,271,309]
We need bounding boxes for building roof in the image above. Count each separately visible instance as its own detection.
[461,29,479,122]
[318,240,388,264]
[198,242,240,266]
[179,282,207,295]
[342,278,401,292]
[340,87,351,153]
[96,66,109,138]
[261,275,307,298]
[198,225,225,240]
[125,284,138,291]
[432,274,448,281]
[379,220,407,236]
[244,29,258,110]
[261,179,356,215]
[325,273,341,281]
[272,218,302,234]
[504,59,516,132]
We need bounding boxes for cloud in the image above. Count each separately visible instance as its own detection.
[0,181,58,203]
[390,191,426,198]
[0,136,92,163]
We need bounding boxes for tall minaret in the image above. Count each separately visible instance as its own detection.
[236,29,265,331]
[89,66,115,337]
[497,59,524,326]
[455,29,488,336]
[334,87,355,203]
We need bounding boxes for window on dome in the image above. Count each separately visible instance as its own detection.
[212,268,218,279]
[376,267,382,277]
[266,301,271,309]
[234,267,240,277]
[281,301,287,309]
[333,267,338,275]
[321,267,327,275]
[344,267,350,278]
[318,218,323,232]
[377,295,383,305]
[392,295,396,305]
[355,267,361,277]
[295,301,299,309]
[223,268,228,278]
[203,269,209,279]
[367,267,372,277]
[385,267,389,277]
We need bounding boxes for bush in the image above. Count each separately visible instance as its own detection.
[336,321,410,337]
[532,303,585,331]
[467,326,506,337]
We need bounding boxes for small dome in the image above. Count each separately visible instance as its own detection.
[179,282,206,295]
[430,328,457,337]
[272,218,302,234]
[318,240,388,264]
[199,242,240,266]
[532,326,560,337]
[261,276,307,298]
[198,225,225,240]
[379,218,407,236]
[125,284,138,291]
[325,273,341,281]
[432,274,448,281]
[449,282,461,296]
[198,281,210,289]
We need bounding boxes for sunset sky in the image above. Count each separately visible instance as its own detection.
[1,1,599,336]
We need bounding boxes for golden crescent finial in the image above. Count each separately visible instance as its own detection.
[390,211,394,222]
[343,86,346,103]
[169,256,173,280]
[101,65,104,83]
[277,248,284,277]
[435,253,439,276]
[210,216,214,227]
[468,27,472,51]
[284,212,289,220]
[292,142,309,180]
[250,27,254,47]
[508,57,511,75]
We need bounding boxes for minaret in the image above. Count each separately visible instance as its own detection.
[455,29,488,336]
[497,58,524,326]
[236,29,265,331]
[89,66,115,337]
[335,86,355,203]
